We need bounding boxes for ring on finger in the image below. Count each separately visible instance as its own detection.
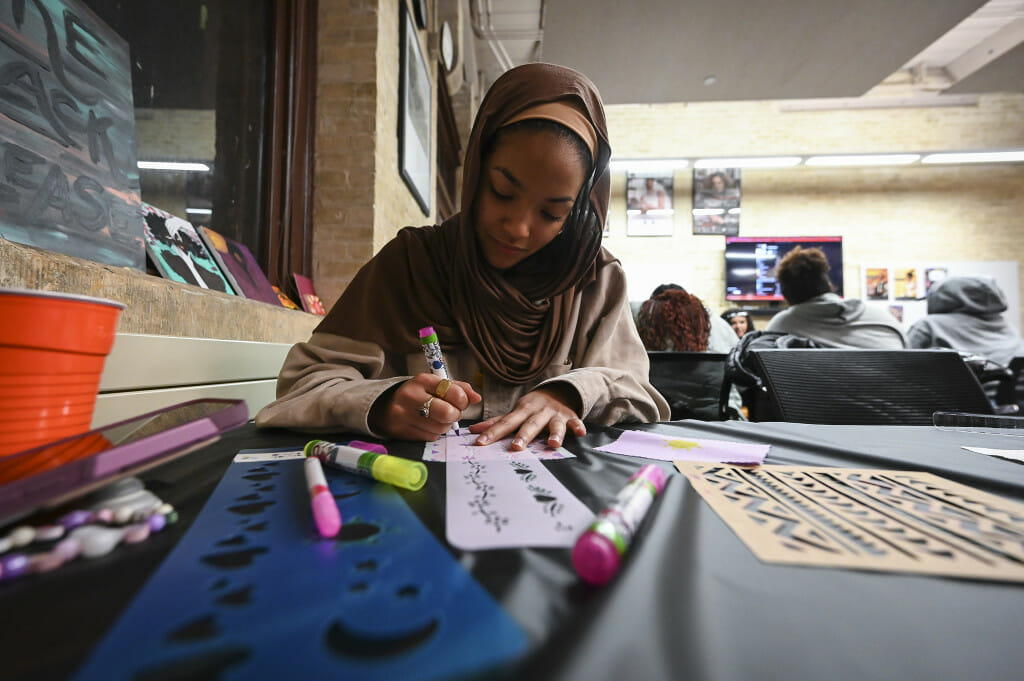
[434,378,452,399]
[420,396,434,419]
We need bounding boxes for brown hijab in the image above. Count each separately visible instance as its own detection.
[315,62,612,384]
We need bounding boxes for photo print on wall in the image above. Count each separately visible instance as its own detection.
[625,172,674,236]
[692,167,741,235]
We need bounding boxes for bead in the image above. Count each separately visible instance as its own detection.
[1,553,29,580]
[54,537,82,560]
[30,551,65,573]
[10,526,36,547]
[36,525,65,542]
[71,525,125,559]
[157,503,174,516]
[122,523,150,544]
[0,537,11,554]
[113,507,133,525]
[147,513,167,533]
[59,509,93,530]
[94,509,115,523]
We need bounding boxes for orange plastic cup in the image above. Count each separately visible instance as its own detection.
[0,289,124,457]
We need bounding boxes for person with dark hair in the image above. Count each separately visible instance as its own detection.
[256,63,669,450]
[908,275,1024,366]
[637,284,744,419]
[765,246,907,348]
[637,287,711,352]
[721,308,755,338]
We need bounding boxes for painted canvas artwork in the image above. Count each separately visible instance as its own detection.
[142,204,234,294]
[0,0,144,269]
[273,285,301,310]
[199,227,282,306]
[293,273,326,315]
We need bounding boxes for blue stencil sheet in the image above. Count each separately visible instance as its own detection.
[72,449,528,681]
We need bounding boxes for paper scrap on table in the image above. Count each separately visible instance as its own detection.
[597,429,768,465]
[446,448,592,550]
[424,431,574,462]
[962,446,1024,464]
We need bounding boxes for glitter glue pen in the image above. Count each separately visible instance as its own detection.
[571,464,668,585]
[418,326,462,435]
[304,440,428,492]
[304,455,342,538]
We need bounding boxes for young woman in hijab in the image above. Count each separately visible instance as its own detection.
[256,63,669,450]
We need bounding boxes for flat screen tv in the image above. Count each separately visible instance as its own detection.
[725,236,843,302]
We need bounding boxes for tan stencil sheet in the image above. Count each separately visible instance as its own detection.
[674,463,1024,582]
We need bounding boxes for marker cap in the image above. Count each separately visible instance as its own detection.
[310,492,342,538]
[371,456,428,492]
[571,530,620,585]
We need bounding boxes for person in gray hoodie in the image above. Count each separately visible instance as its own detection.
[765,246,907,348]
[908,275,1024,367]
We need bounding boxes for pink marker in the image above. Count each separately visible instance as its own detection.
[571,464,668,585]
[304,455,341,538]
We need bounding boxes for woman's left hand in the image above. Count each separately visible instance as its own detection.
[469,386,586,450]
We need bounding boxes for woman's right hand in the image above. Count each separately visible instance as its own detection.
[369,373,481,441]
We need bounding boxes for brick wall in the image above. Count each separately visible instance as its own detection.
[314,0,437,310]
[602,94,1024,316]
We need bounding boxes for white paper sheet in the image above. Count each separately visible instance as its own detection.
[962,446,1024,464]
[445,448,593,550]
[596,429,769,464]
[424,432,574,462]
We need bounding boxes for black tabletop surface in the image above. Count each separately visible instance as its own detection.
[4,419,1024,681]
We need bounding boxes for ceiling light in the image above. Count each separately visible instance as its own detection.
[609,158,689,173]
[920,150,1024,164]
[693,157,802,169]
[137,161,211,171]
[805,154,920,166]
[185,207,213,215]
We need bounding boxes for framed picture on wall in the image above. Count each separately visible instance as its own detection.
[625,172,674,236]
[399,1,432,216]
[692,167,741,235]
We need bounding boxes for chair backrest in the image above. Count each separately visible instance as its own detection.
[647,351,729,421]
[748,348,995,425]
[995,356,1024,410]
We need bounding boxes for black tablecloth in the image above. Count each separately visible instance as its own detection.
[4,420,1024,681]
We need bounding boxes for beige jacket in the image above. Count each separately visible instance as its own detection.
[255,259,669,436]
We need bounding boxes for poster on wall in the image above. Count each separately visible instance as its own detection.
[626,172,674,236]
[692,167,741,235]
[864,267,890,300]
[924,267,949,296]
[0,0,144,269]
[893,267,922,300]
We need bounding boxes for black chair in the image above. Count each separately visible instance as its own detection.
[995,356,1024,412]
[647,351,731,421]
[747,348,995,425]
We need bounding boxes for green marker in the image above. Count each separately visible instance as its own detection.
[304,440,428,492]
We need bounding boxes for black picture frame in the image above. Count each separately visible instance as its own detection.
[399,2,432,215]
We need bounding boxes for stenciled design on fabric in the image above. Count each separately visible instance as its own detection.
[71,449,527,681]
[676,463,1024,582]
